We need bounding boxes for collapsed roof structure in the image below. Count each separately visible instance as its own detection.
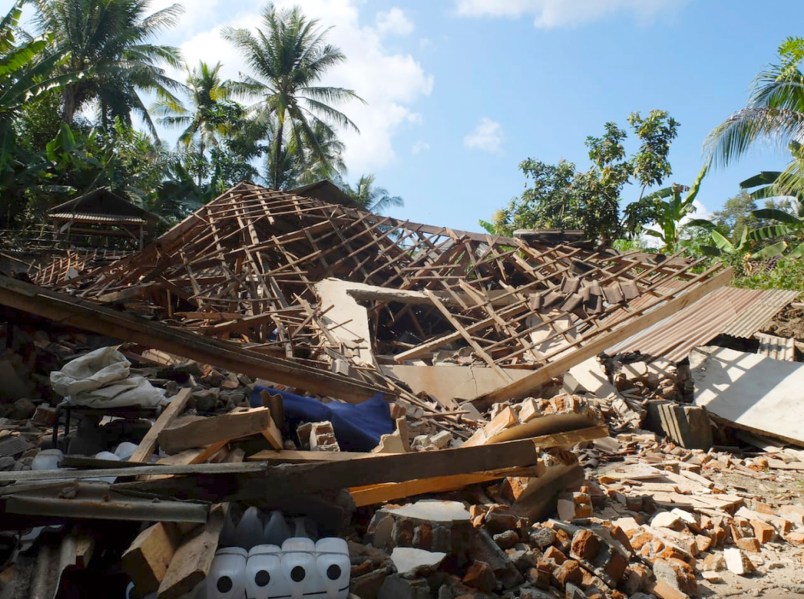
[38,182,733,409]
[1,182,802,598]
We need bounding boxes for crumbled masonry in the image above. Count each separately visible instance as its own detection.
[0,183,801,598]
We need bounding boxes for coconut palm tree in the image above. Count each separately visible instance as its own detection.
[346,174,403,214]
[223,3,362,190]
[30,0,184,135]
[706,37,804,197]
[155,61,243,184]
[156,61,234,153]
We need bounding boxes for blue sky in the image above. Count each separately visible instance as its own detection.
[17,0,804,232]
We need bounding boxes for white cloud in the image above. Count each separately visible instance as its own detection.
[376,8,415,37]
[464,118,504,153]
[411,140,430,154]
[174,0,433,173]
[454,0,686,28]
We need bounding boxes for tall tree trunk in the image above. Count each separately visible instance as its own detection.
[272,110,285,190]
[62,87,77,124]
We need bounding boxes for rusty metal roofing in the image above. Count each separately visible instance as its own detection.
[608,286,799,361]
[722,288,800,338]
[49,213,148,225]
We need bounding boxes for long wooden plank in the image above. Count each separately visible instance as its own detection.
[123,523,181,595]
[0,274,384,402]
[348,467,539,507]
[157,505,226,599]
[115,426,609,503]
[246,450,400,462]
[130,389,192,463]
[474,268,733,406]
[349,424,607,507]
[158,408,274,454]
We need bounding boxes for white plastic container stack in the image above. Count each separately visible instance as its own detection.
[245,544,283,599]
[31,449,63,471]
[207,547,248,599]
[281,537,320,599]
[262,510,290,546]
[114,441,139,461]
[234,507,264,551]
[315,538,351,599]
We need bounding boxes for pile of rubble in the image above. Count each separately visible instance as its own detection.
[0,182,800,599]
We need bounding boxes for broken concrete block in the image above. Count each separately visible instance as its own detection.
[735,537,760,552]
[651,511,682,530]
[529,527,557,550]
[652,558,697,597]
[779,504,804,525]
[724,547,755,575]
[372,431,407,454]
[468,529,524,589]
[552,559,583,587]
[8,398,35,420]
[492,530,519,550]
[429,430,452,449]
[309,421,340,451]
[700,553,725,572]
[462,560,496,593]
[31,405,58,427]
[652,579,690,599]
[367,500,473,557]
[700,571,722,583]
[622,563,651,595]
[656,403,713,450]
[389,547,446,576]
[556,498,576,521]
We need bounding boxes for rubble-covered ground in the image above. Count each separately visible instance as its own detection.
[0,310,803,599]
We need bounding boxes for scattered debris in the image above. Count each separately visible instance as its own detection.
[0,183,801,598]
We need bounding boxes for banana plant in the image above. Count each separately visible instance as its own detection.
[749,207,804,257]
[642,164,708,252]
[692,225,751,257]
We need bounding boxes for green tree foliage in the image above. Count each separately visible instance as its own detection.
[223,3,362,190]
[1,0,81,225]
[486,110,679,242]
[636,165,708,253]
[707,37,804,199]
[345,174,403,214]
[30,0,184,134]
[709,191,758,240]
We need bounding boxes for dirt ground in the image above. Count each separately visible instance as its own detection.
[699,469,804,598]
[761,304,804,342]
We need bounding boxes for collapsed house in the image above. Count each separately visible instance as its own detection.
[0,182,801,599]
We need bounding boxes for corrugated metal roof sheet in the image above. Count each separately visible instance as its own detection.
[722,288,800,338]
[608,287,798,361]
[49,213,148,225]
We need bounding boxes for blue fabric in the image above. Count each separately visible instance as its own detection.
[250,386,394,452]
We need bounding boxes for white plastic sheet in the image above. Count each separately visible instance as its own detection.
[50,346,166,408]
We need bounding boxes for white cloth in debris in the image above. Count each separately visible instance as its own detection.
[50,346,166,408]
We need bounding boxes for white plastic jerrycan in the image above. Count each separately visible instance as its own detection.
[315,538,350,599]
[235,506,264,551]
[207,546,247,599]
[245,544,284,599]
[262,510,290,546]
[281,537,320,599]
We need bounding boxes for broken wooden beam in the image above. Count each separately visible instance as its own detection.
[474,267,733,407]
[0,274,385,402]
[157,407,280,454]
[114,426,609,503]
[157,504,226,599]
[123,523,181,596]
[130,389,192,463]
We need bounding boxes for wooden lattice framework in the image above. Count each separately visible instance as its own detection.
[49,182,730,404]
